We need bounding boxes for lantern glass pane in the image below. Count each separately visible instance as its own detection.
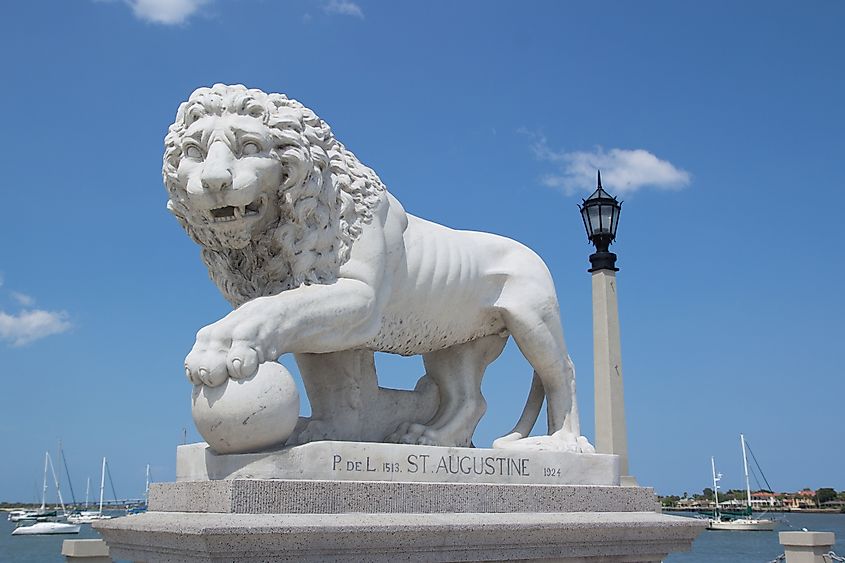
[587,205,601,236]
[599,204,614,234]
[611,205,620,237]
[580,207,590,238]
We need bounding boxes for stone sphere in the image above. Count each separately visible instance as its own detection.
[191,362,300,454]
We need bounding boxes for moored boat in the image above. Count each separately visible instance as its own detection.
[11,522,80,535]
[706,434,777,532]
[68,457,112,523]
[707,517,776,531]
[8,509,58,522]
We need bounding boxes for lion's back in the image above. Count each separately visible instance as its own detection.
[364,214,555,356]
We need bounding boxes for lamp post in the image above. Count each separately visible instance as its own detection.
[579,171,635,485]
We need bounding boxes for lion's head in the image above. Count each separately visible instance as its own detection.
[164,84,385,306]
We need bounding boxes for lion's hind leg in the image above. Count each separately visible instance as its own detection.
[495,288,592,452]
[385,335,506,447]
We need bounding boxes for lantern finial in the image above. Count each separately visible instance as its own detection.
[597,170,602,189]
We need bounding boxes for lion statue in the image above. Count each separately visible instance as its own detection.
[164,84,592,452]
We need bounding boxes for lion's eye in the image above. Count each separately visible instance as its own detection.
[242,142,261,156]
[185,145,203,159]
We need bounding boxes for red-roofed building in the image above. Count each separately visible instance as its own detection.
[782,489,817,510]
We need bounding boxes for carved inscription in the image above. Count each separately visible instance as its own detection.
[330,452,552,478]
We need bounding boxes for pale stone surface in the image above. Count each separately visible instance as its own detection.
[779,531,836,563]
[176,441,619,485]
[165,84,592,454]
[148,479,657,514]
[61,539,110,562]
[95,510,705,562]
[592,269,630,477]
[191,362,299,453]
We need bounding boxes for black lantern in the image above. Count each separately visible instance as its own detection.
[579,171,622,272]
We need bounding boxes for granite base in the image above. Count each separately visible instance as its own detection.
[96,510,704,562]
[94,442,704,561]
[95,477,704,562]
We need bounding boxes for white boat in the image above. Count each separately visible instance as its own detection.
[708,517,777,531]
[67,510,110,524]
[11,521,80,535]
[7,510,28,522]
[68,457,112,523]
[8,509,57,522]
[706,435,777,531]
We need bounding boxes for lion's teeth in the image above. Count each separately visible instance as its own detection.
[245,201,261,215]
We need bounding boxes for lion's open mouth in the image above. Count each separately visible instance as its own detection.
[208,197,264,223]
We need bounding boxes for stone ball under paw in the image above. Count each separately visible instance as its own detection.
[191,361,300,454]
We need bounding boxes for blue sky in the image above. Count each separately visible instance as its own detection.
[1,0,842,503]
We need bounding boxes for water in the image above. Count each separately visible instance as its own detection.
[1,510,843,561]
[1,514,110,563]
[667,512,845,562]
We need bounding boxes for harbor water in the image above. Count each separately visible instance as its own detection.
[1,512,117,563]
[667,512,845,562]
[1,510,843,562]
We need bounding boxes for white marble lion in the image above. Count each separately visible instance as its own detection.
[164,84,592,452]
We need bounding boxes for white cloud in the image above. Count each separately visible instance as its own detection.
[126,0,210,25]
[530,135,691,196]
[10,292,35,307]
[323,0,364,18]
[0,309,72,347]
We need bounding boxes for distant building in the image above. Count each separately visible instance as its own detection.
[781,489,817,510]
[751,491,778,508]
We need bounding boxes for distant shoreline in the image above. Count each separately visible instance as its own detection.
[661,506,844,514]
[0,503,137,510]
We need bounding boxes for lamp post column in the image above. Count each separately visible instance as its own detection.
[578,171,635,486]
[591,266,633,483]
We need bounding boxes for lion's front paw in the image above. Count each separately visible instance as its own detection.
[293,419,334,445]
[492,430,596,453]
[385,422,468,447]
[184,321,266,387]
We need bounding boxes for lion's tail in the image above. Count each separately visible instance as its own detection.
[509,372,545,438]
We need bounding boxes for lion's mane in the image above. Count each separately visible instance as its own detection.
[163,84,385,306]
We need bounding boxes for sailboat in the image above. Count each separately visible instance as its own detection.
[706,434,776,531]
[67,457,113,524]
[127,464,151,515]
[11,452,80,535]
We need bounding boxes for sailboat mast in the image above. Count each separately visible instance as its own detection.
[711,456,721,513]
[47,452,68,514]
[99,457,107,515]
[41,451,49,510]
[85,477,90,509]
[145,464,150,503]
[741,433,752,512]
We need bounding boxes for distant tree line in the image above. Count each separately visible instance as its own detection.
[658,487,845,510]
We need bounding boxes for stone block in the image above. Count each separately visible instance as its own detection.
[176,441,620,485]
[779,531,836,563]
[149,479,660,515]
[61,539,110,562]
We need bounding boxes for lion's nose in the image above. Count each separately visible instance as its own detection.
[201,168,232,192]
[201,142,234,192]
